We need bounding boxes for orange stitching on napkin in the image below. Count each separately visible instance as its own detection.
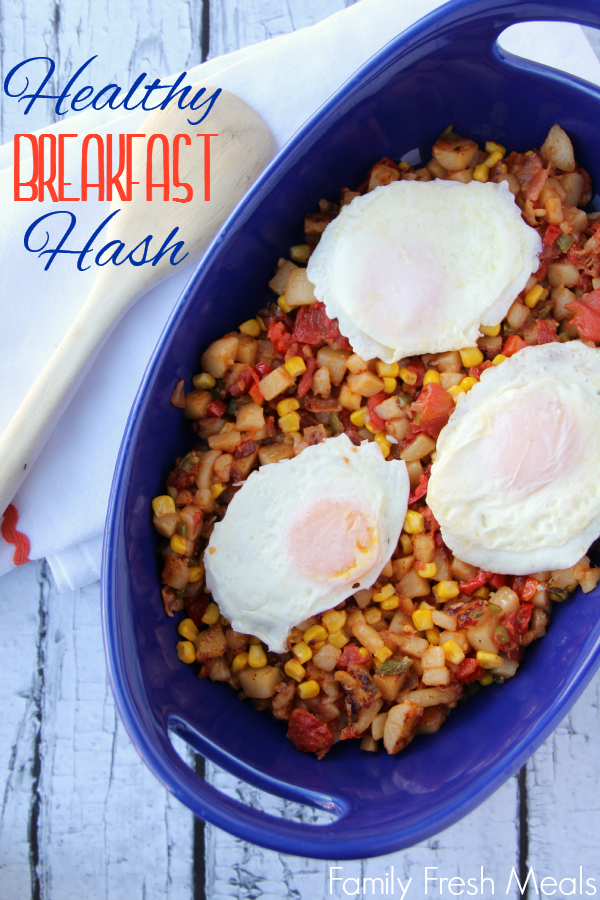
[1,504,31,565]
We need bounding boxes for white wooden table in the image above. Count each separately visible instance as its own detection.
[2,3,600,897]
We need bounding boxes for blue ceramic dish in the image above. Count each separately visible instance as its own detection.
[103,0,600,860]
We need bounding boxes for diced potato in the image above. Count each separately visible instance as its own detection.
[413,533,435,563]
[385,418,411,441]
[393,555,415,581]
[540,124,575,173]
[489,585,520,614]
[153,513,178,538]
[259,366,295,401]
[421,645,445,669]
[317,347,352,385]
[373,672,407,703]
[495,173,520,195]
[431,609,456,631]
[427,158,447,178]
[225,629,249,653]
[464,613,500,654]
[432,547,452,582]
[268,258,297,295]
[446,168,474,184]
[312,643,342,672]
[421,665,450,686]
[417,705,448,734]
[539,177,567,205]
[431,350,462,372]
[196,624,228,661]
[371,711,388,742]
[439,630,470,654]
[235,402,265,432]
[208,430,241,453]
[506,300,529,330]
[286,267,317,307]
[339,382,362,410]
[388,632,429,657]
[184,389,212,419]
[230,450,258,482]
[353,589,373,609]
[450,557,477,581]
[235,333,258,367]
[388,611,415,634]
[374,397,403,420]
[368,161,400,191]
[347,370,385,397]
[405,460,423,490]
[548,262,580,287]
[400,434,436,462]
[564,206,588,233]
[196,449,222,490]
[347,610,385,654]
[258,443,295,465]
[208,657,232,681]
[193,488,215,513]
[560,171,585,206]
[440,372,463,390]
[406,685,462,707]
[238,665,282,698]
[213,453,233,482]
[347,353,369,374]
[490,657,519,679]
[312,366,331,397]
[256,339,277,365]
[546,196,563,225]
[432,136,478,171]
[383,700,423,754]
[201,335,239,378]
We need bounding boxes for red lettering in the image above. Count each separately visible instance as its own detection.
[58,133,79,201]
[106,134,127,202]
[197,133,218,200]
[146,133,169,201]
[126,133,146,201]
[81,134,105,201]
[172,134,193,203]
[14,134,38,201]
[38,134,58,202]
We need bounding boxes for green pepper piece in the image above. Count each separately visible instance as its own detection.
[471,610,484,619]
[440,123,459,141]
[376,656,412,676]
[329,413,344,435]
[549,586,569,602]
[488,602,502,614]
[556,233,574,253]
[494,625,510,645]
[180,453,199,473]
[537,303,553,319]
[177,523,188,538]
[558,332,570,342]
[397,392,413,408]
[494,675,506,685]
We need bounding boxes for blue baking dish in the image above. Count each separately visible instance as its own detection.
[102,0,600,859]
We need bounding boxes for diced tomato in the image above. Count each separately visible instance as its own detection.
[229,367,258,398]
[459,569,491,596]
[297,357,319,398]
[337,644,372,668]
[411,383,454,439]
[510,576,539,602]
[366,392,387,433]
[422,506,439,535]
[234,438,255,459]
[292,301,353,350]
[488,574,508,590]
[268,321,294,355]
[408,473,429,506]
[249,382,264,404]
[566,289,600,341]
[517,603,534,634]
[454,658,484,683]
[537,319,558,344]
[186,594,210,627]
[287,708,334,756]
[407,357,426,387]
[500,612,520,661]
[469,360,493,379]
[254,361,272,378]
[502,334,528,357]
[207,400,227,417]
[543,224,563,247]
[434,531,446,548]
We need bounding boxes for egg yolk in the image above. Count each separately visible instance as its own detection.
[288,499,379,582]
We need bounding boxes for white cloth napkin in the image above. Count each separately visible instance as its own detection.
[1,0,600,591]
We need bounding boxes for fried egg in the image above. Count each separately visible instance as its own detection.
[427,342,600,574]
[307,180,541,363]
[204,434,409,651]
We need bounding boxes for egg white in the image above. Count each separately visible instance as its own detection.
[307,179,541,363]
[427,342,600,574]
[204,434,409,652]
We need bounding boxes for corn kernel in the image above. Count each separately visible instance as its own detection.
[364,607,382,625]
[170,534,188,555]
[413,608,433,631]
[375,646,393,664]
[399,366,417,385]
[350,407,367,427]
[485,141,505,156]
[248,643,267,668]
[423,369,440,385]
[461,376,478,392]
[365,422,377,434]
[418,562,437,579]
[373,584,396,603]
[436,580,460,600]
[285,659,306,682]
[381,596,400,611]
[447,384,465,402]
[399,160,410,170]
[202,602,220,626]
[329,631,349,649]
[192,372,216,390]
[277,397,300,417]
[374,432,391,458]
[279,411,301,433]
[473,163,489,183]
[525,284,544,308]
[278,294,293,313]
[248,635,262,644]
[232,652,249,673]
[152,495,176,517]
[425,628,440,645]
[382,377,397,394]
[188,564,205,584]
[210,482,226,499]
[256,316,266,331]
[322,609,346,633]
[492,354,507,366]
[400,534,413,554]
[284,356,307,378]
[442,640,465,664]
[304,624,328,645]
[176,641,196,664]
[220,421,236,433]
[297,679,320,700]
[312,640,326,651]
[376,360,400,378]
[239,318,261,338]
[480,673,494,686]
[292,640,313,664]
[178,618,199,641]
[358,647,371,660]
[477,650,503,669]
[480,324,501,337]
[473,585,490,600]
[404,510,425,534]
[459,347,484,367]
[485,149,503,168]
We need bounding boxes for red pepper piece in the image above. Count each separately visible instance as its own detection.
[406,357,426,387]
[229,367,257,398]
[287,708,334,757]
[366,391,387,433]
[455,658,484,683]
[469,360,493,380]
[537,319,559,344]
[297,357,318,398]
[459,569,492,596]
[543,224,562,247]
[488,574,508,590]
[337,644,372,669]
[267,321,295,356]
[249,383,264,404]
[207,400,227,417]
[566,289,600,341]
[254,360,272,378]
[292,301,353,350]
[502,334,528,357]
[411,383,455,439]
[501,612,520,661]
[186,594,210,627]
[510,576,539,602]
[517,603,534,634]
[408,473,429,506]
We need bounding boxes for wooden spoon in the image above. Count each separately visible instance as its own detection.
[0,87,274,513]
